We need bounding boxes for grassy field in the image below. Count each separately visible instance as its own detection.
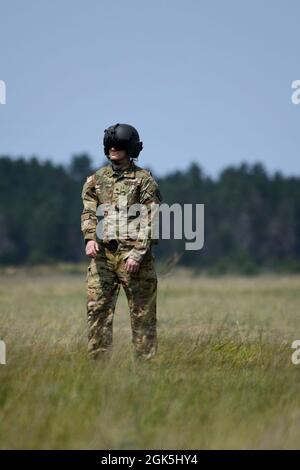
[0,264,300,449]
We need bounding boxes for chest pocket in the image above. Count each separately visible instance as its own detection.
[118,180,140,205]
[95,180,113,204]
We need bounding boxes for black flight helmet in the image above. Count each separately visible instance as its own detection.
[103,123,143,159]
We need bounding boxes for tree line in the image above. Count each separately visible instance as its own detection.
[0,154,299,273]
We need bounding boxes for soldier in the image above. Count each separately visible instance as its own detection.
[81,123,163,361]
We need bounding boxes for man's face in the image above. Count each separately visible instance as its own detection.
[108,146,128,162]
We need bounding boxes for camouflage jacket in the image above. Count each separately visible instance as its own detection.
[81,160,163,263]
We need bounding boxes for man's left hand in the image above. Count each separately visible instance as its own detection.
[124,258,140,274]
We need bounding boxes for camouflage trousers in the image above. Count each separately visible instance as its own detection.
[86,245,158,361]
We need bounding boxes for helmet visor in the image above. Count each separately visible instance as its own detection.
[108,140,127,151]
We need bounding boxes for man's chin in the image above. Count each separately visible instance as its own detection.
[109,156,128,163]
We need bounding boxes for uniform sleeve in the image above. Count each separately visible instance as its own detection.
[81,174,98,244]
[126,174,163,263]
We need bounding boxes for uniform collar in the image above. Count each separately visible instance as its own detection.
[107,159,136,179]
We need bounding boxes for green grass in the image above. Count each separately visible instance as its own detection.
[1,266,300,449]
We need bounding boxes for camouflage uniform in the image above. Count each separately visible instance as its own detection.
[81,160,162,360]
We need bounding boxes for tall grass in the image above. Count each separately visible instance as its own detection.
[0,268,300,449]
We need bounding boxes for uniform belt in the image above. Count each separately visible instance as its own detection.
[103,239,119,253]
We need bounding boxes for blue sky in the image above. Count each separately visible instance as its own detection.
[0,0,299,178]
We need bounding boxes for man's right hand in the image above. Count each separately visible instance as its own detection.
[86,240,99,258]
